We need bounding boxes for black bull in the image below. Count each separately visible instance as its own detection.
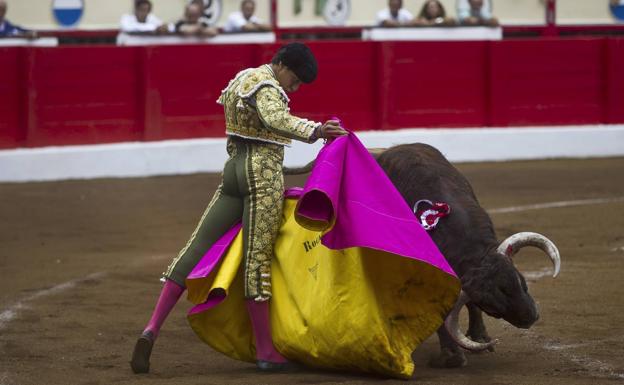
[286,143,561,368]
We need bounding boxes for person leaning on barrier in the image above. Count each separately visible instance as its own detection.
[175,2,218,37]
[375,0,414,27]
[120,0,170,34]
[457,0,499,26]
[224,0,271,33]
[413,0,456,26]
[0,0,36,38]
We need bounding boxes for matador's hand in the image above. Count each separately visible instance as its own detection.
[319,120,348,139]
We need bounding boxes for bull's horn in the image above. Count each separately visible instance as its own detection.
[444,291,499,351]
[283,160,316,175]
[368,147,387,159]
[284,148,387,175]
[497,232,561,278]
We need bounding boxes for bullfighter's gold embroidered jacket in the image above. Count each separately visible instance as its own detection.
[217,64,321,146]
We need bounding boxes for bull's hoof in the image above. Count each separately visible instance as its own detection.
[428,348,467,368]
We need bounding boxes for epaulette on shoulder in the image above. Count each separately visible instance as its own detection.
[237,67,290,103]
[217,68,254,105]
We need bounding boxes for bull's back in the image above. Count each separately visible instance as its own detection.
[376,143,496,269]
[376,143,467,201]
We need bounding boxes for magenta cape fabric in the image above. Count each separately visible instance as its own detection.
[187,132,457,303]
[187,223,241,315]
[296,133,457,277]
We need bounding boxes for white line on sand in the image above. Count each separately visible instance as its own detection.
[0,371,11,385]
[0,272,106,331]
[0,254,168,331]
[521,316,624,378]
[524,331,624,380]
[495,197,624,380]
[488,196,624,214]
[522,267,555,281]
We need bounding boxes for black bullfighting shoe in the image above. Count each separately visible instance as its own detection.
[130,330,154,374]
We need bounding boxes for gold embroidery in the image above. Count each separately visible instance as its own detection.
[244,143,284,299]
[219,65,321,146]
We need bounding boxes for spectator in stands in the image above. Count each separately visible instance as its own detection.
[457,0,499,26]
[457,0,491,18]
[120,0,169,34]
[189,0,212,26]
[223,0,271,33]
[414,0,456,26]
[175,2,218,37]
[0,0,36,37]
[376,0,414,27]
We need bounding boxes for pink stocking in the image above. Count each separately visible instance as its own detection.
[143,279,185,338]
[246,300,288,363]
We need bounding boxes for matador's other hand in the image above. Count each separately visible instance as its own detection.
[319,120,348,139]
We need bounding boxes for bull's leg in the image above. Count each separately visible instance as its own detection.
[428,325,467,368]
[466,303,495,352]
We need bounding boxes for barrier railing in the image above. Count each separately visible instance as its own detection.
[1,37,623,149]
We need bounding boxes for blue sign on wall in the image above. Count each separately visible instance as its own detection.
[611,0,624,22]
[52,0,84,27]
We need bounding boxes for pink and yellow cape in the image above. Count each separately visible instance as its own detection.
[185,134,460,379]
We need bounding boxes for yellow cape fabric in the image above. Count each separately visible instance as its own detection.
[187,197,460,379]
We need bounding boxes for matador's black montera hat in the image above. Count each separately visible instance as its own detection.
[272,42,318,84]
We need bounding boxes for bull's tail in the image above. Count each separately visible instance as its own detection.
[283,148,387,176]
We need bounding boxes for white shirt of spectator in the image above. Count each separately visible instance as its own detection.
[456,0,492,21]
[375,8,414,26]
[223,11,262,32]
[120,13,163,33]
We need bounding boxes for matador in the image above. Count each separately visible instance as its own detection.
[131,42,347,374]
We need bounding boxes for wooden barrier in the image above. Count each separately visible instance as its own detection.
[0,37,623,149]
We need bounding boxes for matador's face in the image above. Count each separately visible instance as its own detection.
[275,63,302,93]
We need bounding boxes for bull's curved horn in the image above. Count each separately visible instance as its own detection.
[368,147,387,159]
[283,148,387,175]
[496,232,561,278]
[283,160,316,175]
[444,291,499,351]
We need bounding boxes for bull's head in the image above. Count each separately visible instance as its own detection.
[445,232,561,351]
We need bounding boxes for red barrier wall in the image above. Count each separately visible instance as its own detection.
[0,48,23,148]
[490,39,605,126]
[0,38,623,149]
[378,41,489,129]
[26,47,143,147]
[606,38,624,124]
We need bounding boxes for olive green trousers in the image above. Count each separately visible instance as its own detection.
[163,137,285,301]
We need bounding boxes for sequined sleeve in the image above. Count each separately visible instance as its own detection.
[254,86,321,143]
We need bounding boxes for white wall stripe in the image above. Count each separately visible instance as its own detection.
[1,125,623,182]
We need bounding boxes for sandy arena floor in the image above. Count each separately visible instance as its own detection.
[1,157,623,385]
